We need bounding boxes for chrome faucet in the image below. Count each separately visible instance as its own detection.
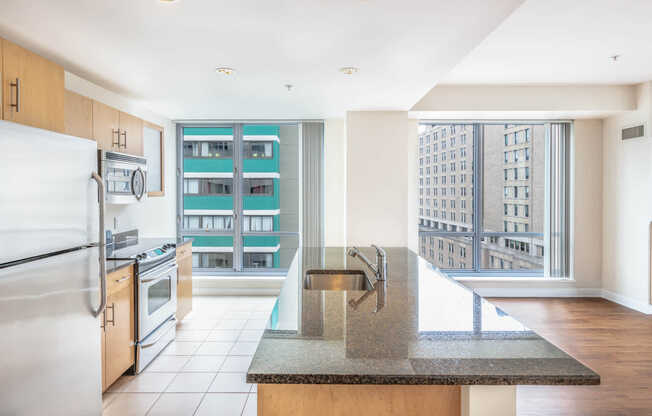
[347,245,387,282]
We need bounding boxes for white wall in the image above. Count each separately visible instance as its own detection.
[65,72,176,237]
[346,111,416,247]
[602,82,652,312]
[324,118,347,246]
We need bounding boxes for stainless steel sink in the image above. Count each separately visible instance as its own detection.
[303,270,373,291]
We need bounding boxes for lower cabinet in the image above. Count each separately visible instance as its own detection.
[101,265,135,392]
[176,241,193,322]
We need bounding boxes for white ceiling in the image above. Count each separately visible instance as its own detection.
[442,0,652,85]
[0,0,524,119]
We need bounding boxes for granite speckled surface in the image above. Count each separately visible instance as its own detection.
[106,259,135,274]
[247,247,600,386]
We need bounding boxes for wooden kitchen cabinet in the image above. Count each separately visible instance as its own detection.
[64,90,93,139]
[92,100,143,156]
[119,111,143,156]
[92,100,120,152]
[176,241,193,322]
[101,264,135,392]
[2,38,64,132]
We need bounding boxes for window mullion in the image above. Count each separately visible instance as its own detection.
[233,123,243,272]
[473,123,483,272]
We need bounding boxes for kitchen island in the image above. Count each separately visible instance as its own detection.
[247,247,599,416]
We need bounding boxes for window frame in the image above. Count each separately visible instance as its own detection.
[177,122,302,276]
[418,121,570,278]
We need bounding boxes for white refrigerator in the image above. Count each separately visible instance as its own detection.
[0,120,105,415]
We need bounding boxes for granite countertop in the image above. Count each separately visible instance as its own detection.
[106,259,135,274]
[247,247,600,386]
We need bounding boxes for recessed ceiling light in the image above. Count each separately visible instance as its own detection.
[340,67,359,75]
[159,0,178,3]
[216,67,235,75]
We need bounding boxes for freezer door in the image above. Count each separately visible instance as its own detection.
[0,120,99,264]
[0,247,102,415]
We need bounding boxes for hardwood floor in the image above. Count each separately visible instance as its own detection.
[488,298,652,416]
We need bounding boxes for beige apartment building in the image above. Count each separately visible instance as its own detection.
[418,124,545,271]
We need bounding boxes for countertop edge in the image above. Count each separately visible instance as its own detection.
[246,373,601,386]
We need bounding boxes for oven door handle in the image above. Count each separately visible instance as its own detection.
[140,264,178,283]
[140,318,177,348]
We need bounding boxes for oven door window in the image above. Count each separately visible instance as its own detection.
[148,277,171,315]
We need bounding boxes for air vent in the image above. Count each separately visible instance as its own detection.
[104,151,147,164]
[621,124,645,141]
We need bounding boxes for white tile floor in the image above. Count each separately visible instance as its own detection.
[102,296,276,416]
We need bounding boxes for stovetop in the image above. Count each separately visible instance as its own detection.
[106,238,177,260]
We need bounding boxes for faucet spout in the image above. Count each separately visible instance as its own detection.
[347,245,387,282]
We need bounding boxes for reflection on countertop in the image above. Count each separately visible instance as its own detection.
[247,247,600,386]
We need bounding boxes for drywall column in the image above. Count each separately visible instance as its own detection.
[346,111,417,248]
[324,118,347,246]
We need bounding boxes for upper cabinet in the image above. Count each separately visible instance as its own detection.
[2,38,64,133]
[93,100,120,151]
[119,111,143,156]
[92,101,143,156]
[0,36,152,158]
[64,90,93,139]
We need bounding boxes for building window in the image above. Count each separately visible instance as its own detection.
[184,215,233,231]
[184,141,233,158]
[193,252,233,269]
[243,179,274,196]
[244,253,273,268]
[244,141,273,159]
[243,215,274,232]
[184,178,233,195]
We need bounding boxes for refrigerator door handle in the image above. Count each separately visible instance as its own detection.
[91,172,107,318]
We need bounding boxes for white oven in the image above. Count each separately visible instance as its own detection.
[99,150,147,204]
[138,258,178,341]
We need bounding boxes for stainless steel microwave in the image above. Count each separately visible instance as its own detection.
[99,150,147,204]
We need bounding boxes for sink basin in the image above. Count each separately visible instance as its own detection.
[303,270,374,291]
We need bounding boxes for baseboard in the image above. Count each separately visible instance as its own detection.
[472,286,652,315]
[472,287,603,298]
[192,275,284,296]
[601,289,652,315]
[194,287,281,296]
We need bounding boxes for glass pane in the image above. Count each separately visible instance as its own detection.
[183,126,235,271]
[241,234,299,270]
[419,235,473,270]
[241,123,300,234]
[483,124,544,234]
[418,124,474,232]
[480,236,544,271]
[148,278,171,315]
[190,250,234,269]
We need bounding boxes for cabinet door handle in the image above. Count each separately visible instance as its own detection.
[105,302,115,326]
[115,275,130,283]
[10,78,20,112]
[121,130,127,148]
[112,129,121,147]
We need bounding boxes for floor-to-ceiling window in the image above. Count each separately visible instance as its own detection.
[417,122,570,277]
[178,123,301,274]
